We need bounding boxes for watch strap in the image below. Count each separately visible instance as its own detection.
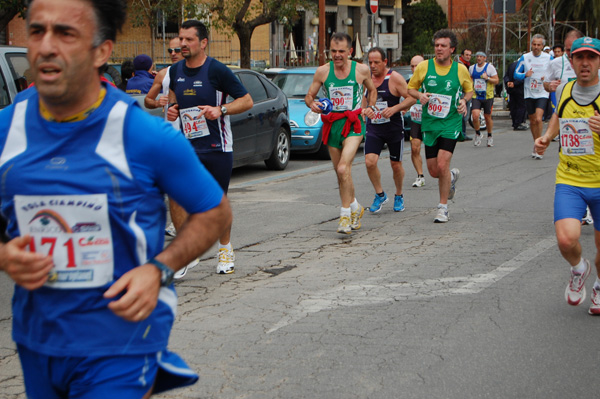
[148,258,174,286]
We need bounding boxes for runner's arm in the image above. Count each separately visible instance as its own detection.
[144,69,167,109]
[305,66,328,113]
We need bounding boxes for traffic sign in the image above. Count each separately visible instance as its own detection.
[366,0,378,15]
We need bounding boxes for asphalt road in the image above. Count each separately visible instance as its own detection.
[2,114,600,399]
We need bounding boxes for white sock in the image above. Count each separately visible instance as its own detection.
[341,207,351,217]
[572,258,587,274]
[438,203,448,210]
[219,242,232,251]
[594,277,600,290]
[350,198,359,212]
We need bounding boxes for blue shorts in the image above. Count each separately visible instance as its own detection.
[18,344,198,399]
[364,134,404,162]
[196,151,233,193]
[554,184,600,232]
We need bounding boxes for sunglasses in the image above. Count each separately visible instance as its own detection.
[168,48,181,54]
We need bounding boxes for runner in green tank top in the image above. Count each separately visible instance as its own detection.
[407,29,473,223]
[305,32,377,234]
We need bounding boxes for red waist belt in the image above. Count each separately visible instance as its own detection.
[321,109,363,145]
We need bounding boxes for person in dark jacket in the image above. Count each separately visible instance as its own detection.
[504,59,527,130]
[126,54,154,94]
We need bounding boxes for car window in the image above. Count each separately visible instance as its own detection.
[238,73,268,103]
[0,69,9,109]
[261,76,279,99]
[5,53,31,92]
[273,73,325,98]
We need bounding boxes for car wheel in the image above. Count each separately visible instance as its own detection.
[265,127,290,170]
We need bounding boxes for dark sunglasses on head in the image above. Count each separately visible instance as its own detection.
[168,48,181,54]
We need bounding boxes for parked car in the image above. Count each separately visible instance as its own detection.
[0,46,30,110]
[272,67,330,159]
[137,67,291,170]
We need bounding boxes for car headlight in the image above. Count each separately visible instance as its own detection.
[304,110,321,127]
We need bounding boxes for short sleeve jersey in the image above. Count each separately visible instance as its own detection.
[365,70,403,141]
[514,51,552,99]
[0,84,224,357]
[169,57,248,153]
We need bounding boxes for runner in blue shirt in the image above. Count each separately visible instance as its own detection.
[0,1,232,398]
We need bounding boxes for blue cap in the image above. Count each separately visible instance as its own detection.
[133,54,153,71]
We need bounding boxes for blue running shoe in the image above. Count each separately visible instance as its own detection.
[369,193,388,213]
[393,194,405,212]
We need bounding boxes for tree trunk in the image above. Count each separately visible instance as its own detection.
[237,27,254,69]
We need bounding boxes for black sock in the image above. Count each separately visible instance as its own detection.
[377,192,385,197]
[476,130,481,135]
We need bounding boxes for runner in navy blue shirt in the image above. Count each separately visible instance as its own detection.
[167,20,252,276]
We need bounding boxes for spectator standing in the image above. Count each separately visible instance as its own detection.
[126,54,155,95]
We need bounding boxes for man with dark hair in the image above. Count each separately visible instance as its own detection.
[514,33,551,159]
[167,20,252,275]
[363,47,415,213]
[408,29,473,223]
[305,32,376,234]
[552,44,564,58]
[0,0,232,397]
[535,36,600,315]
[126,53,155,94]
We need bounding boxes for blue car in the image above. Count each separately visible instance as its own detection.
[272,68,330,159]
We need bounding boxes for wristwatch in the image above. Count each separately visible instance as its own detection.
[220,105,228,115]
[369,105,378,112]
[148,258,175,286]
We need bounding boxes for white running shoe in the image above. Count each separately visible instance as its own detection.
[174,258,200,280]
[487,137,493,147]
[337,215,351,234]
[565,259,591,306]
[582,207,593,226]
[165,222,177,237]
[217,248,235,274]
[531,152,543,160]
[350,205,365,230]
[448,168,460,201]
[589,286,600,315]
[412,177,425,187]
[434,206,449,223]
[473,134,482,147]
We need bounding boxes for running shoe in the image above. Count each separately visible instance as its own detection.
[473,134,482,147]
[369,193,388,213]
[487,137,493,147]
[393,194,405,212]
[448,168,460,201]
[217,248,235,274]
[589,287,600,315]
[565,259,591,306]
[165,222,177,237]
[582,207,593,226]
[174,258,200,280]
[412,177,425,187]
[531,152,543,160]
[337,215,351,234]
[350,205,365,230]
[434,206,449,223]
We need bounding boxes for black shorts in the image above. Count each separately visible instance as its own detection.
[410,122,423,141]
[471,98,494,115]
[364,135,404,162]
[196,151,233,193]
[525,98,548,115]
[424,136,457,159]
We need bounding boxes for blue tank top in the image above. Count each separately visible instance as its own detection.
[366,70,403,141]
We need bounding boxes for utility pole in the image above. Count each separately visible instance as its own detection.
[318,0,326,65]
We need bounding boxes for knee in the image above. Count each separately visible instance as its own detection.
[556,230,578,253]
[365,157,378,171]
[336,162,350,179]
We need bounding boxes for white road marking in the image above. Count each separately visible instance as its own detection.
[267,237,556,333]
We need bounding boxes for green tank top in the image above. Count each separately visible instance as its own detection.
[324,61,363,112]
[421,59,463,133]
